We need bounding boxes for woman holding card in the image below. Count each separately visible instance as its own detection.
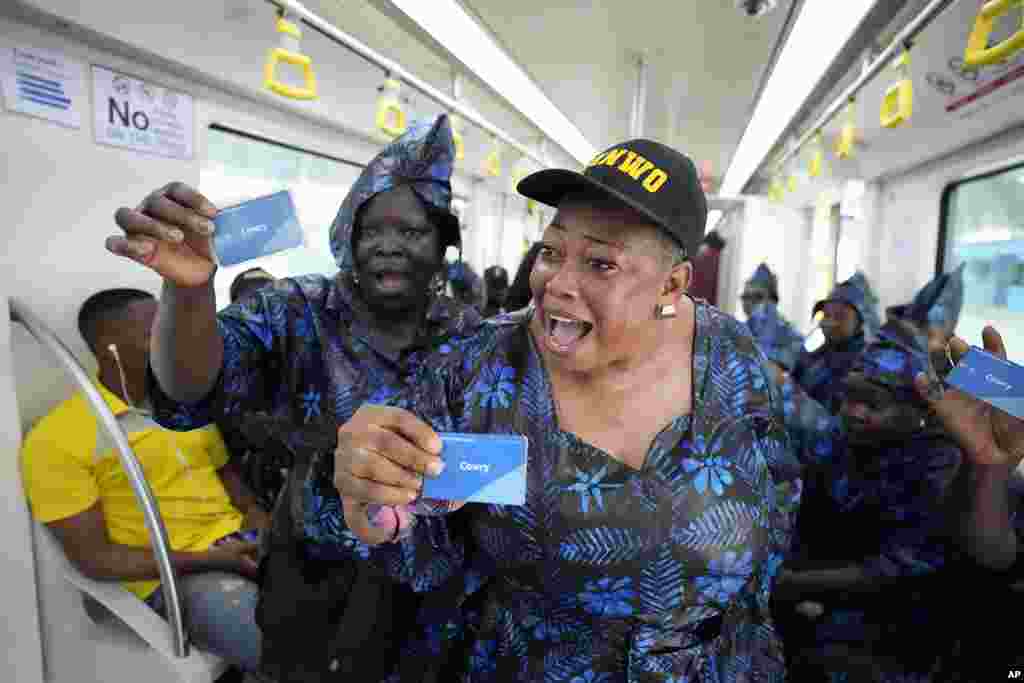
[106,115,482,683]
[927,327,1024,679]
[323,140,803,681]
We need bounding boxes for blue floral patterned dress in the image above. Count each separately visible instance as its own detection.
[791,334,866,416]
[303,302,797,682]
[778,367,962,681]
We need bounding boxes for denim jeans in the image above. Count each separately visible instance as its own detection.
[146,571,262,675]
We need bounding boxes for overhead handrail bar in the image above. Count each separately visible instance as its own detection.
[773,0,959,171]
[263,0,550,168]
[9,298,189,658]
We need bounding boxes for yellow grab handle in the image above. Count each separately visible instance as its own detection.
[376,79,407,139]
[264,47,318,100]
[449,114,466,161]
[484,140,502,177]
[835,124,855,159]
[964,0,1024,67]
[880,50,913,128]
[835,100,857,159]
[376,102,407,139]
[808,133,824,178]
[453,129,465,161]
[880,79,913,127]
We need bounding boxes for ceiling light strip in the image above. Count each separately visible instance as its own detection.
[720,0,880,197]
[386,0,596,165]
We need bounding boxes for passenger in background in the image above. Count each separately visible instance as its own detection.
[743,263,806,371]
[106,115,481,683]
[773,309,963,682]
[741,263,779,316]
[447,259,485,311]
[687,229,726,306]
[20,289,268,678]
[229,267,275,304]
[849,271,882,340]
[481,264,509,318]
[505,241,542,311]
[792,271,878,414]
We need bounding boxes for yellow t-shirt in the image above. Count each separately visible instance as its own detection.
[20,381,243,599]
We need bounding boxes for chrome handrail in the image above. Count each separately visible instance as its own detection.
[9,298,189,658]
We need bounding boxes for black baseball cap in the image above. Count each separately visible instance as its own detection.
[517,139,707,259]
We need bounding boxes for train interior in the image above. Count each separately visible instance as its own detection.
[2,0,1024,680]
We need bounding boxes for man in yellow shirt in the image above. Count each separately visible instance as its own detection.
[20,288,270,677]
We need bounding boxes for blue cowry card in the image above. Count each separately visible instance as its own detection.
[212,190,304,266]
[946,346,1024,419]
[420,433,528,506]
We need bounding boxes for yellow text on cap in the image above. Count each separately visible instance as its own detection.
[587,148,669,193]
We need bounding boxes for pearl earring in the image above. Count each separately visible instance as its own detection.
[655,303,677,319]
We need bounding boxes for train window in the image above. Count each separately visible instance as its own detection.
[940,162,1024,363]
[201,125,363,307]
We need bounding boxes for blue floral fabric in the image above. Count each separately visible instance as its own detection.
[887,264,965,337]
[855,318,933,403]
[147,272,481,464]
[778,353,962,680]
[300,303,798,682]
[745,302,806,371]
[791,333,867,415]
[329,114,460,271]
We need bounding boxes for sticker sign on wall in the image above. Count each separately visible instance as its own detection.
[0,43,85,128]
[92,65,193,159]
[944,51,1024,120]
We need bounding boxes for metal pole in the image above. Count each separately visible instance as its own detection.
[9,299,189,658]
[629,55,648,138]
[452,72,463,101]
[774,0,959,170]
[264,0,548,168]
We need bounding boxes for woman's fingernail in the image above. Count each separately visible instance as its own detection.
[167,228,184,242]
[195,217,215,235]
[134,241,154,256]
[427,460,445,477]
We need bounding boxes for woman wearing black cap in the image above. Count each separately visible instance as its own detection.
[324,140,800,680]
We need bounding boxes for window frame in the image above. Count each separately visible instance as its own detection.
[207,122,367,173]
[937,158,1024,276]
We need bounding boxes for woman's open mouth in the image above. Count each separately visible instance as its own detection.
[544,311,593,354]
[374,271,410,293]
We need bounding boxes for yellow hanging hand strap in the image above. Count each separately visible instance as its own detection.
[263,14,318,100]
[880,50,913,128]
[964,0,1024,67]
